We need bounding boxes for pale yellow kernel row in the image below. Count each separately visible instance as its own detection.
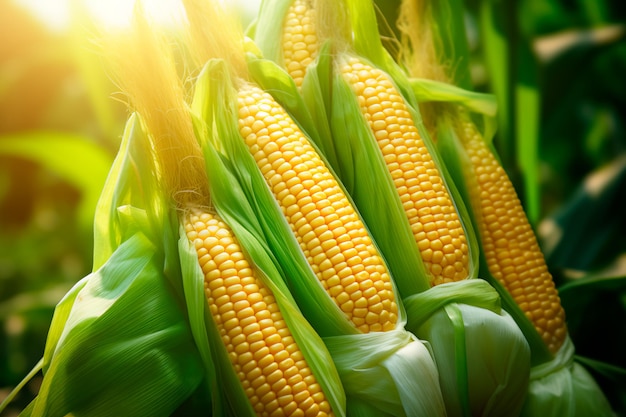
[237,85,398,333]
[341,57,470,286]
[186,210,333,416]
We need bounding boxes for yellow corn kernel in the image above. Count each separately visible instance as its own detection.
[186,210,333,416]
[282,0,318,88]
[457,117,567,354]
[342,57,470,286]
[237,85,398,333]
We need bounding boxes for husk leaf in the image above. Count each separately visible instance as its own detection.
[405,280,531,417]
[522,337,614,417]
[16,115,207,417]
[252,0,295,65]
[324,330,446,417]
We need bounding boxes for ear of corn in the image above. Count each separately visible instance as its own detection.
[395,0,613,412]
[180,208,342,417]
[337,0,479,288]
[338,54,475,287]
[432,99,614,417]
[24,115,207,417]
[184,97,347,416]
[455,112,567,355]
[396,0,567,358]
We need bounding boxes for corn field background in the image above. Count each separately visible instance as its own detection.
[0,0,625,415]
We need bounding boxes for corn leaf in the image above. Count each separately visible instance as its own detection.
[543,156,626,272]
[479,0,513,164]
[515,41,541,223]
[92,114,147,269]
[0,131,113,231]
[91,114,187,303]
[27,232,204,417]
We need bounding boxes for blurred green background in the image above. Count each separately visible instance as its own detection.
[0,0,625,415]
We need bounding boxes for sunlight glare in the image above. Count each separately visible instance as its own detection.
[85,0,188,29]
[13,0,188,32]
[14,0,70,31]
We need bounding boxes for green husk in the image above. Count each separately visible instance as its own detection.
[407,78,498,144]
[405,280,531,417]
[434,106,553,364]
[324,329,443,417]
[16,115,206,417]
[191,56,447,417]
[522,338,613,417]
[250,0,295,65]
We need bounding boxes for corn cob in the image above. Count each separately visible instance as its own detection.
[186,210,333,416]
[455,113,567,354]
[340,57,470,286]
[237,84,398,333]
[282,0,319,88]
